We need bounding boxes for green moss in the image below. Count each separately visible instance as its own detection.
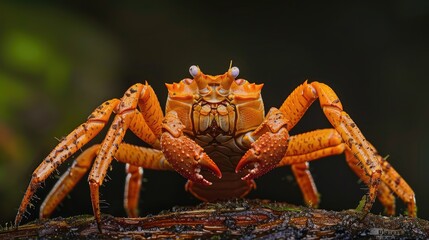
[261,202,302,212]
[355,195,367,212]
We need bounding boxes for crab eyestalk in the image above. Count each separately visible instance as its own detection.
[189,65,209,94]
[219,66,239,95]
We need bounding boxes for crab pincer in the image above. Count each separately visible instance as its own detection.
[236,108,290,180]
[160,111,222,185]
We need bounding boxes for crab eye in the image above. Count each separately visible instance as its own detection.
[231,66,239,78]
[189,65,199,78]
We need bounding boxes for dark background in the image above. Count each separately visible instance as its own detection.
[0,1,428,225]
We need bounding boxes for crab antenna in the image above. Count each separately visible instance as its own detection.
[229,60,233,69]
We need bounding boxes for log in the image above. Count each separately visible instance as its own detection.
[1,199,428,239]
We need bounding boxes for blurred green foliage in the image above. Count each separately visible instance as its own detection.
[2,31,70,93]
[0,2,122,223]
[0,31,70,121]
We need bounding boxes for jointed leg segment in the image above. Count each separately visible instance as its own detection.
[87,83,165,229]
[15,98,120,226]
[279,128,405,215]
[276,81,415,216]
[15,83,166,229]
[291,162,319,208]
[40,144,100,219]
[344,149,396,216]
[276,81,382,214]
[124,164,143,218]
[237,81,414,216]
[279,128,346,208]
[38,142,169,220]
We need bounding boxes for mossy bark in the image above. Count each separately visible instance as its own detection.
[2,199,428,239]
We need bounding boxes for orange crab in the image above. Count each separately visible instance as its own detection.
[15,64,416,231]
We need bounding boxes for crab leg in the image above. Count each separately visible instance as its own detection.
[116,144,171,217]
[239,80,404,216]
[278,129,344,208]
[14,99,120,227]
[344,149,396,216]
[87,83,164,231]
[278,128,399,215]
[39,143,169,219]
[290,163,319,208]
[89,112,131,231]
[277,81,383,214]
[345,149,416,217]
[120,83,164,217]
[136,81,164,139]
[378,156,416,217]
[115,143,170,170]
[124,164,143,218]
[16,82,164,229]
[310,81,382,214]
[40,144,100,219]
[281,81,415,216]
[279,129,346,166]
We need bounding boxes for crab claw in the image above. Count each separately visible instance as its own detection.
[161,132,222,186]
[236,129,289,180]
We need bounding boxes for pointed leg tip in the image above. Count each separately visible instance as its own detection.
[359,211,370,221]
[93,216,103,233]
[14,212,23,229]
[14,220,20,229]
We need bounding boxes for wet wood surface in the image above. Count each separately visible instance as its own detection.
[2,199,428,239]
